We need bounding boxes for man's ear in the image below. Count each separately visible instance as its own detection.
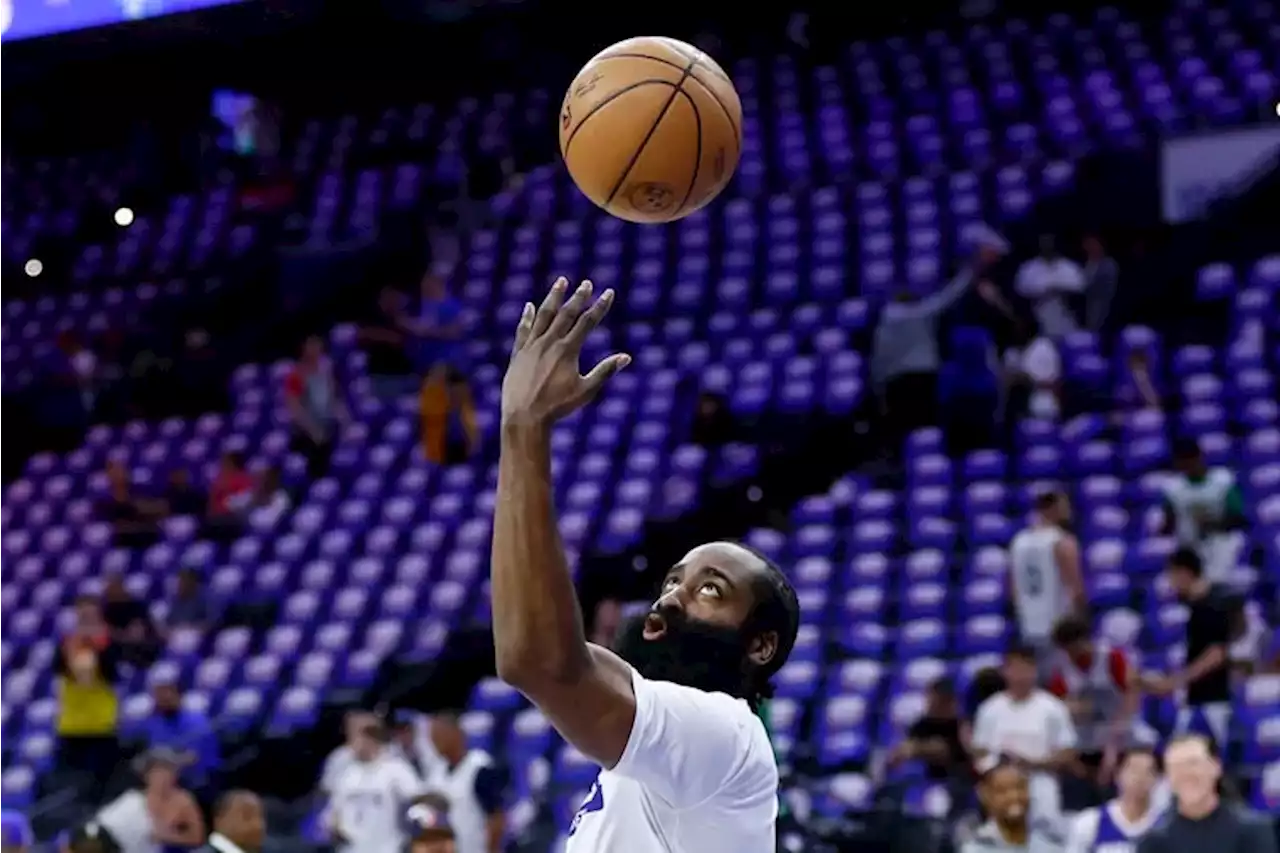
[747,630,778,668]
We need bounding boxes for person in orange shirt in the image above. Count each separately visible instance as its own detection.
[420,366,479,465]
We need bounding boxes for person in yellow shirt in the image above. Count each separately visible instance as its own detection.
[57,596,122,802]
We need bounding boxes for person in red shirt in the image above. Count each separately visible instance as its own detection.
[208,452,255,519]
[1048,616,1141,790]
[283,336,348,479]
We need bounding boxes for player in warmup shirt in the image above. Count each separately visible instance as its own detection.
[327,719,428,853]
[1065,748,1164,853]
[492,279,800,853]
[1047,616,1140,784]
[1008,491,1086,673]
[1158,439,1246,586]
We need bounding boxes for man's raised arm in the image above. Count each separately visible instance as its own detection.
[491,277,636,768]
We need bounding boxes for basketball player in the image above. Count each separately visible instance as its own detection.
[1008,491,1086,672]
[1065,749,1164,853]
[493,278,800,852]
[327,719,428,853]
[1158,439,1246,586]
[961,758,1066,853]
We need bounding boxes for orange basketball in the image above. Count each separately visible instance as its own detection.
[558,37,743,224]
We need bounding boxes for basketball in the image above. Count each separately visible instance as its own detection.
[559,37,743,224]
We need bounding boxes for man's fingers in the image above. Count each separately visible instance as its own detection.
[547,280,593,339]
[567,288,615,346]
[580,352,631,396]
[530,277,569,338]
[511,302,535,355]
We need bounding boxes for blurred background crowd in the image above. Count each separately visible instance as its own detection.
[2,0,1280,851]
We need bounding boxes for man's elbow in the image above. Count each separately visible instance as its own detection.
[495,645,589,691]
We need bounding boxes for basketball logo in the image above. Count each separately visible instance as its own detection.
[567,776,604,837]
[625,182,677,216]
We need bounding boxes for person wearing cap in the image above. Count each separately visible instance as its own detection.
[407,799,456,853]
[94,748,205,853]
[1,811,33,853]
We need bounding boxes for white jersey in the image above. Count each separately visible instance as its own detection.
[1065,799,1162,853]
[564,665,778,853]
[321,744,357,794]
[1009,525,1069,643]
[424,750,494,853]
[330,753,426,853]
[1161,468,1242,583]
[95,791,159,853]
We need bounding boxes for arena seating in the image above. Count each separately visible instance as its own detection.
[3,0,1280,837]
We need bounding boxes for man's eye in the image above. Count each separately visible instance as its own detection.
[700,582,721,597]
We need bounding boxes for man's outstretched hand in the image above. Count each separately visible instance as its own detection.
[501,277,631,429]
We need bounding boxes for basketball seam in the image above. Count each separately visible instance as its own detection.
[592,53,741,148]
[673,88,703,216]
[561,79,676,158]
[602,54,700,210]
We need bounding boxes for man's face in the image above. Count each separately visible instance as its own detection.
[925,688,956,719]
[1165,565,1196,599]
[429,717,464,758]
[223,793,267,850]
[352,727,381,761]
[613,542,778,698]
[1002,656,1037,693]
[75,601,102,632]
[1174,452,1203,476]
[982,766,1030,822]
[153,684,181,715]
[1116,752,1159,800]
[1165,740,1219,803]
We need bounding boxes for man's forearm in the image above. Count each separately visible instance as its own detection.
[492,423,590,686]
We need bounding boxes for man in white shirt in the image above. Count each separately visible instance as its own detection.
[328,720,427,853]
[973,644,1080,825]
[1004,336,1063,421]
[493,278,801,852]
[320,711,377,795]
[1158,438,1247,586]
[1008,491,1086,672]
[1015,235,1085,339]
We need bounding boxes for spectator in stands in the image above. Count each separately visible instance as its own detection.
[1158,438,1246,586]
[99,461,160,548]
[358,287,417,397]
[167,567,213,630]
[1115,350,1161,417]
[101,573,160,666]
[1047,616,1139,792]
[1015,234,1086,339]
[248,466,291,523]
[871,244,1001,455]
[422,712,507,853]
[691,390,735,448]
[960,759,1065,853]
[1144,548,1235,749]
[284,336,349,480]
[888,677,971,781]
[162,469,205,518]
[145,678,220,796]
[590,599,624,646]
[420,365,480,465]
[1082,234,1119,332]
[1,811,34,853]
[1001,330,1063,421]
[320,710,377,796]
[972,644,1079,824]
[52,331,99,415]
[199,790,266,853]
[57,595,122,803]
[96,749,206,853]
[206,451,255,533]
[405,273,466,372]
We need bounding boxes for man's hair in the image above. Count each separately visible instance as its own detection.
[212,789,257,820]
[1004,641,1038,663]
[1165,731,1220,758]
[1033,490,1063,513]
[734,541,801,709]
[1172,437,1202,460]
[1118,745,1161,772]
[1168,546,1203,576]
[1051,615,1091,648]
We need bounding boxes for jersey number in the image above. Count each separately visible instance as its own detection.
[568,775,603,838]
[1022,560,1046,597]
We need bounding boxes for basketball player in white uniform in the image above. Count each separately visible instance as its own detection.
[327,720,428,853]
[493,279,800,852]
[1159,439,1247,586]
[1065,748,1165,853]
[420,713,506,853]
[1008,490,1086,673]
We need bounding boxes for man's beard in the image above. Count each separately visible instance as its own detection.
[612,608,753,699]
